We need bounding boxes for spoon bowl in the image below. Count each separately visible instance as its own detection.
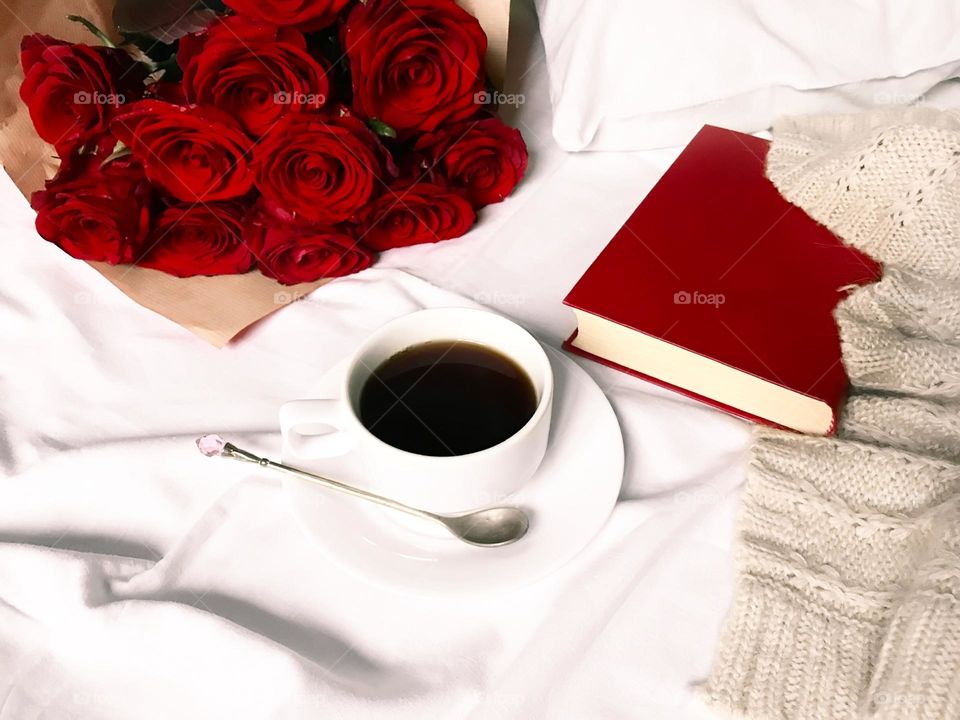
[440,506,530,547]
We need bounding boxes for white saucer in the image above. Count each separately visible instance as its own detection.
[282,344,624,597]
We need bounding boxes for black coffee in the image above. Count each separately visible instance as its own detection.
[358,340,538,456]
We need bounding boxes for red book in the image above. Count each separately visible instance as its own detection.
[563,125,881,435]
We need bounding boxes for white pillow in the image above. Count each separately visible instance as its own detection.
[534,0,960,151]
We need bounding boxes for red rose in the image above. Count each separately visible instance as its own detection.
[31,152,152,264]
[112,100,255,202]
[415,116,528,207]
[253,113,389,224]
[246,211,373,284]
[342,0,487,134]
[223,0,350,31]
[140,201,255,277]
[19,35,146,152]
[180,16,330,137]
[357,182,475,250]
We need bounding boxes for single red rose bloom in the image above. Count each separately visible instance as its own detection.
[180,16,330,137]
[140,201,256,277]
[112,100,255,202]
[342,0,487,134]
[415,116,528,208]
[246,211,373,285]
[356,181,475,250]
[31,152,152,264]
[253,113,389,224]
[223,0,350,31]
[19,34,146,152]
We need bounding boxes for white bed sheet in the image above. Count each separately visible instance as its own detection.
[0,3,778,718]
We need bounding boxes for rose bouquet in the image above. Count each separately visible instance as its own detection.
[20,0,527,285]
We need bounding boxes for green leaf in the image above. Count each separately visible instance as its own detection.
[100,142,132,168]
[115,0,201,33]
[66,15,116,47]
[368,119,397,139]
[155,55,183,83]
[114,0,219,43]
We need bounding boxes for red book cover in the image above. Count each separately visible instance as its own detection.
[563,125,882,435]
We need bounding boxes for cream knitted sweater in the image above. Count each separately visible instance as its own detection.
[702,108,960,720]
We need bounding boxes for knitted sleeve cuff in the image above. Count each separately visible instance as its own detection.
[865,515,960,719]
[701,573,884,719]
[701,432,959,719]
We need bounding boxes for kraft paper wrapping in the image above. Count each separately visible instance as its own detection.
[459,0,510,89]
[0,0,510,347]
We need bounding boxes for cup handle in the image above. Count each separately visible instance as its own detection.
[279,399,357,459]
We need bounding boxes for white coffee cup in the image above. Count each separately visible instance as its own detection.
[280,308,554,513]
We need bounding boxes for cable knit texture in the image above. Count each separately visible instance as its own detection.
[701,107,960,720]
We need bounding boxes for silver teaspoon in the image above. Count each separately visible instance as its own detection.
[196,435,529,548]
